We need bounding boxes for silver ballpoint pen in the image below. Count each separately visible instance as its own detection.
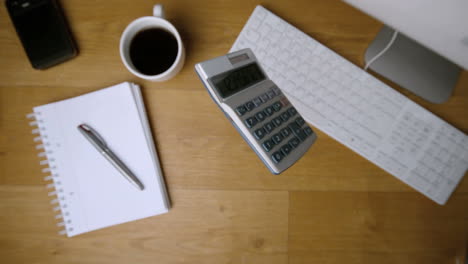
[77,124,145,191]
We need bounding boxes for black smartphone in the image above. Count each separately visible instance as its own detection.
[5,0,78,69]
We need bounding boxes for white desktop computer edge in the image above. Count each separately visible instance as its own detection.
[343,0,468,104]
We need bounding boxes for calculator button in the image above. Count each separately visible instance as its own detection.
[289,122,302,136]
[264,106,274,116]
[273,87,282,95]
[304,126,313,136]
[267,90,276,99]
[280,111,290,121]
[280,127,291,138]
[295,117,306,126]
[255,111,266,122]
[280,97,290,107]
[281,144,292,155]
[272,133,284,144]
[254,127,266,140]
[273,117,283,127]
[264,122,275,133]
[287,107,297,116]
[288,137,301,148]
[296,130,308,141]
[235,105,248,116]
[245,116,258,128]
[272,101,282,112]
[270,120,277,128]
[262,139,275,152]
[245,101,255,111]
[253,97,263,107]
[271,151,284,163]
[260,93,270,102]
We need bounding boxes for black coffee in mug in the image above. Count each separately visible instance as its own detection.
[129,28,178,75]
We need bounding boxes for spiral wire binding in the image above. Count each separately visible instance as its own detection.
[27,112,73,236]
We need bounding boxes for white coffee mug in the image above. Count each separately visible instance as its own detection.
[120,4,185,81]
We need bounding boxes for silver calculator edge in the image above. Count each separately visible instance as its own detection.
[195,48,316,174]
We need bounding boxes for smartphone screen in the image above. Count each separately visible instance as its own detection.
[6,0,77,69]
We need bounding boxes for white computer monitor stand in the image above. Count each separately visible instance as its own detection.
[365,26,461,104]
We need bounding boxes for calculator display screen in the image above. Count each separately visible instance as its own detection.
[211,63,265,98]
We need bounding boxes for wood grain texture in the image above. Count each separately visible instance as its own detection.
[0,0,467,263]
[0,186,288,264]
[289,191,468,264]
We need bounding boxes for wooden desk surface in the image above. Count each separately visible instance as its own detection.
[1,1,467,263]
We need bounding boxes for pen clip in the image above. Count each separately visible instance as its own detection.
[78,124,107,148]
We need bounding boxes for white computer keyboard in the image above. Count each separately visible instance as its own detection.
[231,5,468,205]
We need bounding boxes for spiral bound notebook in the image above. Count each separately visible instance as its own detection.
[27,82,170,237]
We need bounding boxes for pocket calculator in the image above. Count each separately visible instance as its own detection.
[195,48,317,174]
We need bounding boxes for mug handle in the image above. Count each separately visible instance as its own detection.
[153,4,165,19]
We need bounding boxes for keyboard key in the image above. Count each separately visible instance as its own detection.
[289,137,301,148]
[260,93,270,102]
[281,144,292,155]
[254,127,267,140]
[280,127,291,138]
[273,116,283,127]
[235,105,248,116]
[245,101,255,111]
[264,121,275,133]
[295,117,306,126]
[280,111,291,121]
[304,126,313,136]
[272,133,284,144]
[271,151,284,163]
[253,97,263,106]
[255,111,266,122]
[272,101,282,112]
[287,107,297,116]
[264,106,275,116]
[262,139,275,152]
[245,116,258,128]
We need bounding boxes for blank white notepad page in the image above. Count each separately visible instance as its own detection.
[33,82,169,236]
